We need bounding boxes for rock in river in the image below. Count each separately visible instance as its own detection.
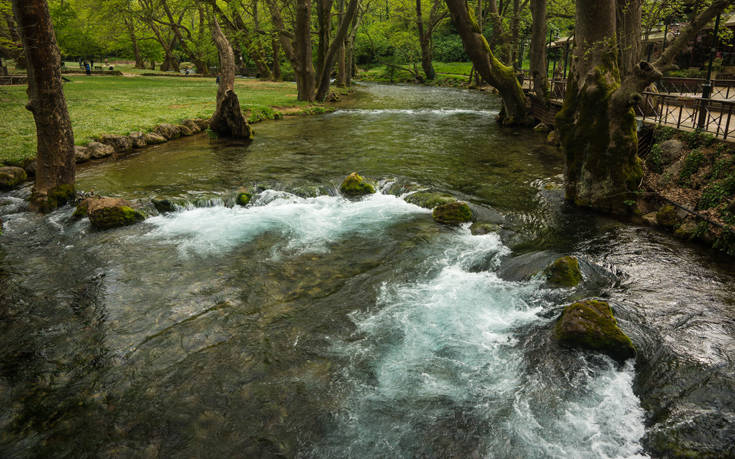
[75,196,145,230]
[554,299,636,363]
[432,201,472,225]
[544,256,583,287]
[0,166,28,190]
[340,172,376,196]
[405,191,455,209]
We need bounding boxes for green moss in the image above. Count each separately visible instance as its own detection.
[236,191,252,206]
[73,199,89,219]
[405,191,456,209]
[89,205,145,230]
[33,184,76,213]
[674,220,697,240]
[0,167,27,190]
[656,205,679,227]
[679,150,705,185]
[339,172,376,196]
[554,299,636,363]
[544,256,583,287]
[432,201,472,225]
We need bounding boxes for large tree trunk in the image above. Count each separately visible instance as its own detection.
[314,0,359,101]
[529,0,547,100]
[316,0,333,75]
[445,0,530,125]
[294,0,317,101]
[617,0,641,77]
[210,16,253,139]
[12,0,75,212]
[416,0,436,80]
[556,0,729,214]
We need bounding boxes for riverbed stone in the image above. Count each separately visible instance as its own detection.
[194,118,210,130]
[74,146,91,163]
[98,134,133,153]
[656,205,679,227]
[340,172,375,196]
[236,188,252,206]
[76,196,145,229]
[432,201,472,225]
[128,131,147,148]
[87,141,115,159]
[674,219,698,240]
[659,139,685,166]
[0,166,27,190]
[544,256,583,287]
[154,123,182,140]
[182,119,202,134]
[405,191,455,209]
[554,299,636,363]
[144,132,167,145]
[178,124,194,136]
[152,198,176,213]
[470,222,500,235]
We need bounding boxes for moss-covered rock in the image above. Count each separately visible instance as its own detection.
[143,133,167,145]
[656,204,679,227]
[339,172,375,196]
[77,197,145,229]
[152,198,176,213]
[544,256,583,287]
[0,166,28,190]
[674,220,698,240]
[554,299,636,363]
[236,189,252,206]
[432,201,472,225]
[405,191,455,209]
[470,222,500,235]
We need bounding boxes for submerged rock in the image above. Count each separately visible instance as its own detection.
[470,222,500,235]
[144,133,167,145]
[432,201,472,225]
[554,299,636,363]
[0,166,28,190]
[405,191,455,209]
[152,198,176,213]
[340,172,375,196]
[86,141,115,159]
[544,256,582,287]
[656,204,679,227]
[76,197,145,229]
[236,189,252,206]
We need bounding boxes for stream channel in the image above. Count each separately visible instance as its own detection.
[1,83,734,458]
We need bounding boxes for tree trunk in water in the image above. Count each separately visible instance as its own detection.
[445,0,530,125]
[272,38,281,80]
[210,16,253,139]
[529,0,547,100]
[416,0,436,80]
[617,0,641,77]
[12,0,75,212]
[314,0,359,101]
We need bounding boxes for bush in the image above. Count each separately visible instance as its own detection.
[682,130,715,149]
[433,35,469,63]
[653,126,676,143]
[647,143,663,173]
[679,149,705,185]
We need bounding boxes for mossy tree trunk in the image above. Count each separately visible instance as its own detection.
[529,0,547,100]
[12,0,75,212]
[556,0,730,214]
[445,0,531,126]
[210,14,253,139]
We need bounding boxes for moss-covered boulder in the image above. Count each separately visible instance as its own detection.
[236,189,252,206]
[432,201,472,225]
[544,256,583,287]
[152,198,176,213]
[470,222,500,235]
[340,172,375,196]
[554,299,636,363]
[0,166,28,190]
[674,220,697,240]
[405,191,456,209]
[144,133,167,145]
[76,197,145,229]
[154,123,182,140]
[656,204,679,227]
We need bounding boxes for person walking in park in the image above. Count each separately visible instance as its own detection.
[84,61,91,75]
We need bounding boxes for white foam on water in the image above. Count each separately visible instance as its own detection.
[332,108,499,117]
[320,229,648,458]
[144,191,429,256]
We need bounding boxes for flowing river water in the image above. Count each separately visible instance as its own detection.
[1,83,734,458]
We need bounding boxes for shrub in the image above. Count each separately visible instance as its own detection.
[653,126,676,143]
[679,149,705,185]
[646,143,663,173]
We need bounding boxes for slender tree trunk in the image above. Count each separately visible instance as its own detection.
[210,15,253,139]
[251,0,272,79]
[124,18,145,69]
[416,0,436,80]
[617,0,641,77]
[317,0,333,75]
[314,0,359,101]
[4,13,26,69]
[529,0,547,100]
[271,37,281,80]
[445,0,530,125]
[557,0,729,213]
[336,0,347,86]
[510,0,520,68]
[294,0,317,101]
[12,0,75,211]
[160,0,208,75]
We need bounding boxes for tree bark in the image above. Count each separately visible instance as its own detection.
[445,0,530,125]
[529,0,547,100]
[12,0,75,212]
[159,0,208,75]
[210,15,253,139]
[617,0,641,77]
[336,0,347,86]
[271,36,281,80]
[314,0,359,101]
[416,0,436,80]
[510,0,520,68]
[124,17,146,69]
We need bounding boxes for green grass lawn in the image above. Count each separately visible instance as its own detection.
[0,75,311,164]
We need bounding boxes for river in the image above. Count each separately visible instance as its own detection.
[1,83,733,458]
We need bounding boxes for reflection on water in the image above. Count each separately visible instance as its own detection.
[1,83,734,458]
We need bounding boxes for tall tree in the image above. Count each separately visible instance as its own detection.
[314,0,359,100]
[529,0,547,100]
[12,0,75,211]
[556,0,730,213]
[415,0,446,81]
[445,0,531,125]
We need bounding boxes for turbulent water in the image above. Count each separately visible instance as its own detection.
[1,83,734,458]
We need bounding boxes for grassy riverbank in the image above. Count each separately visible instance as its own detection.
[358,61,474,86]
[0,75,320,164]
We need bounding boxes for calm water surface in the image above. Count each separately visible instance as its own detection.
[1,83,733,458]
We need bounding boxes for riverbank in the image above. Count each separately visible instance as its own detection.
[357,62,475,88]
[0,75,341,166]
